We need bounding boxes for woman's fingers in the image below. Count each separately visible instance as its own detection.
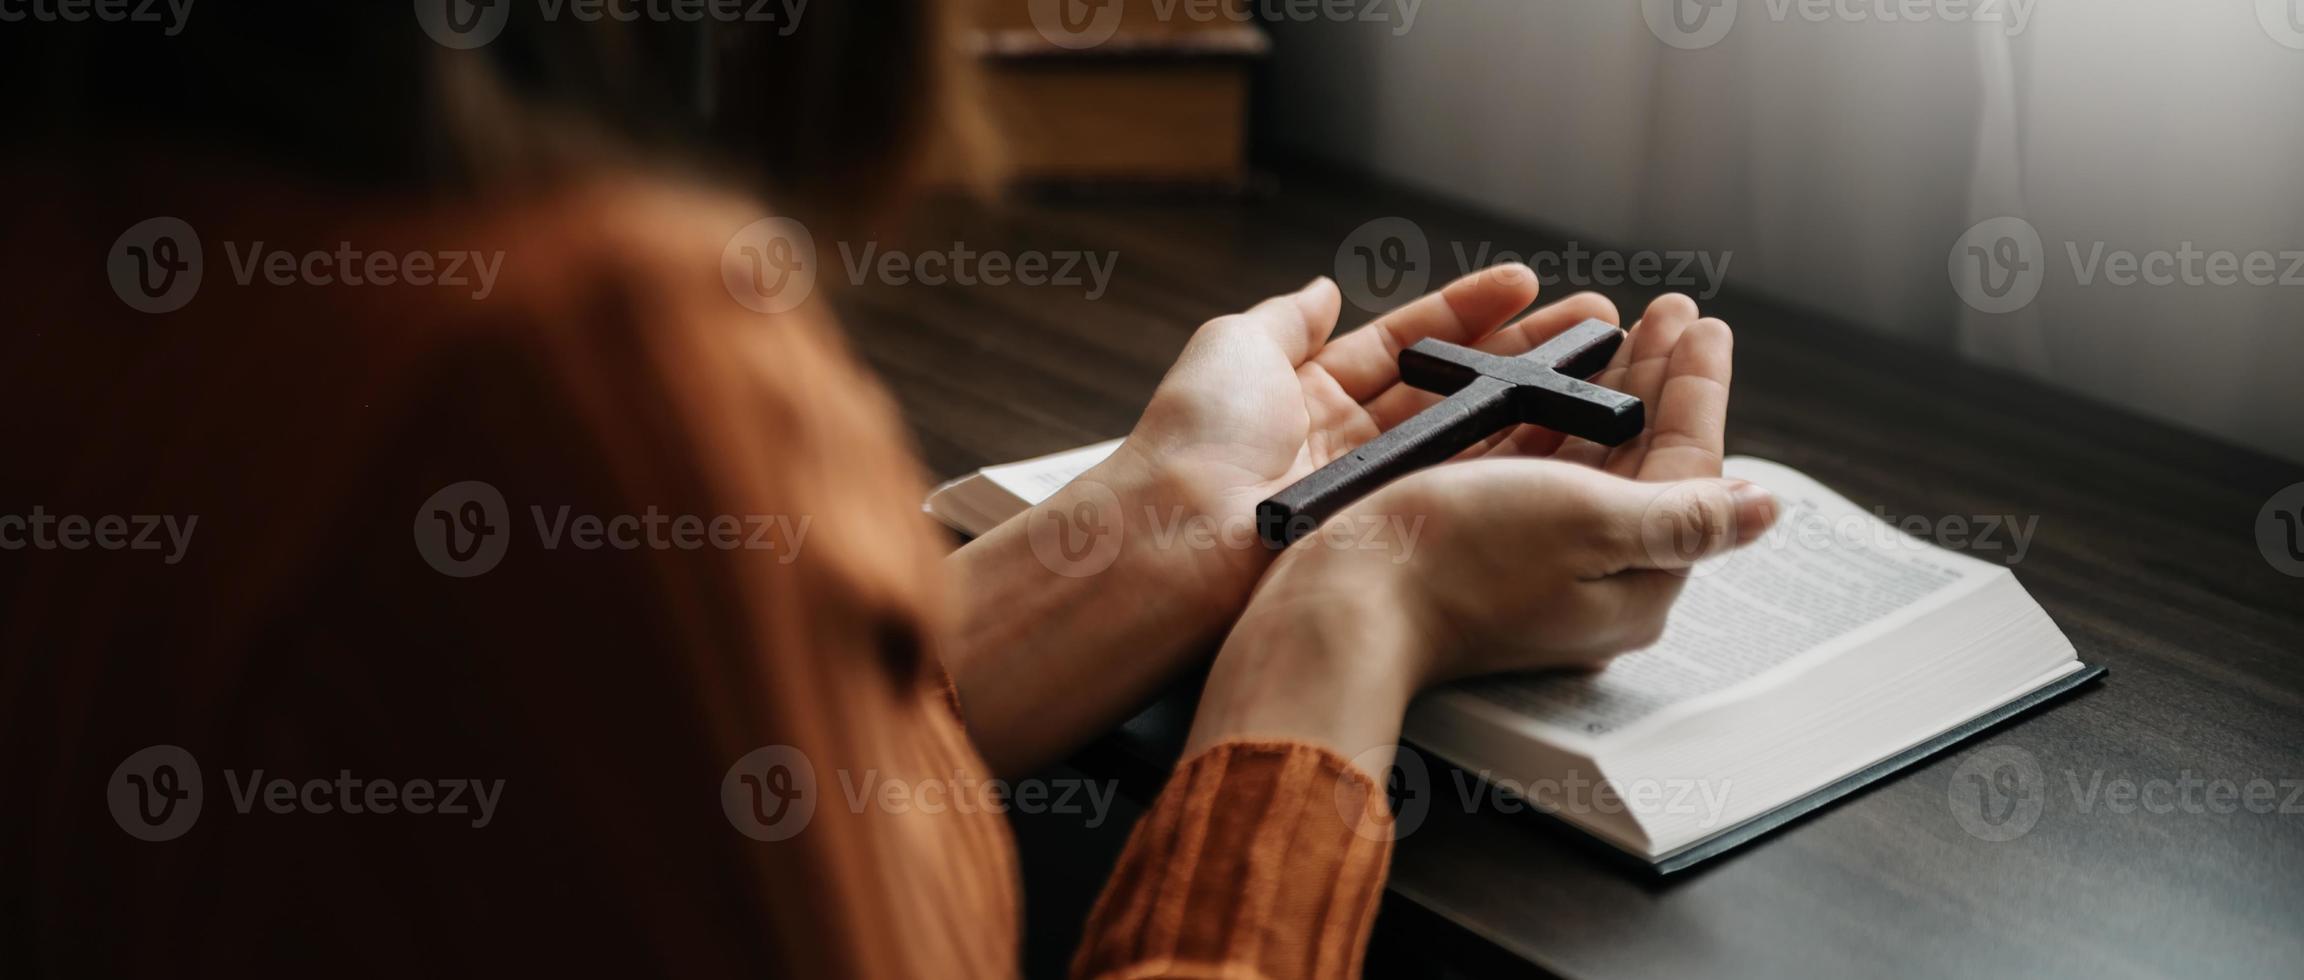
[1632,318,1734,482]
[1236,276,1343,366]
[1392,463,1777,669]
[1599,474,1775,574]
[1362,290,1619,435]
[1472,290,1622,358]
[1616,294,1699,410]
[1554,294,1701,470]
[1309,264,1539,404]
[1464,291,1625,459]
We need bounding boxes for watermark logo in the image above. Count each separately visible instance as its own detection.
[1028,479,1128,578]
[112,745,505,838]
[1643,0,1737,49]
[109,745,204,842]
[726,217,1117,307]
[1947,744,2045,842]
[220,241,504,299]
[723,217,818,314]
[1949,216,2045,315]
[1951,743,2304,842]
[1653,492,2041,583]
[723,745,817,842]
[1340,744,1430,841]
[1335,217,1432,314]
[1030,0,1417,48]
[1027,487,1427,579]
[419,0,809,48]
[1636,480,1752,579]
[108,217,203,314]
[836,242,1118,301]
[415,0,509,49]
[1456,769,1737,829]
[1336,219,1733,314]
[2260,0,2304,50]
[1650,0,2034,48]
[414,480,511,578]
[109,217,506,310]
[414,481,812,577]
[1030,0,1125,49]
[2257,481,2304,577]
[722,745,1116,840]
[1335,747,1737,842]
[1954,216,2304,313]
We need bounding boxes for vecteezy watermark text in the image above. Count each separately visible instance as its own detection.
[107,216,506,313]
[1450,768,1735,826]
[1948,744,2304,842]
[222,241,504,300]
[1950,216,2304,314]
[109,745,504,842]
[721,217,1120,313]
[1644,0,2036,50]
[417,0,808,50]
[0,0,194,34]
[1334,217,1733,313]
[1029,0,1421,50]
[721,744,1120,841]
[0,508,197,564]
[1795,504,2039,565]
[414,480,812,577]
[1027,482,1427,579]
[836,242,1118,301]
[1335,744,1737,841]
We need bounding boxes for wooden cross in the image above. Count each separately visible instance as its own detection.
[1257,319,1644,547]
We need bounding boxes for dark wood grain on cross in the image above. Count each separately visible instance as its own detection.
[1255,319,1644,547]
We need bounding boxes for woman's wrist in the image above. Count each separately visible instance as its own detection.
[942,442,1263,774]
[1084,438,1274,627]
[1181,558,1436,779]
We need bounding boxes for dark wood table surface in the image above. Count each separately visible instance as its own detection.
[834,168,2304,979]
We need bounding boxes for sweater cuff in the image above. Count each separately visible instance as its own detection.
[1072,739,1396,980]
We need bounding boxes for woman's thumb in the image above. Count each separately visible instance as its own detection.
[1618,477,1779,571]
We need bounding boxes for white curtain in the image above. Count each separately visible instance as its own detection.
[1269,0,2304,462]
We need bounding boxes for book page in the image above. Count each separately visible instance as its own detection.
[981,439,1122,503]
[1449,457,2003,740]
[935,443,2009,743]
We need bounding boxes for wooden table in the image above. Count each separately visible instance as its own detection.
[834,168,2304,979]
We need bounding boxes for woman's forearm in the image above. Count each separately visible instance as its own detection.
[943,446,1255,776]
[1070,562,1427,980]
[1181,560,1428,780]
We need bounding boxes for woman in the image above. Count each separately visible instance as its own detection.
[0,5,1774,977]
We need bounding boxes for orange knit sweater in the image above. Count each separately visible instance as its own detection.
[1,170,1392,978]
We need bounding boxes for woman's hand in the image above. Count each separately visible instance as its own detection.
[1181,305,1777,776]
[1095,266,1620,614]
[946,267,1615,775]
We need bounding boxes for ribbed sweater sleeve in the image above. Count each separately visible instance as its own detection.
[1071,740,1395,980]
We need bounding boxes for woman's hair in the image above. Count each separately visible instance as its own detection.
[0,2,991,232]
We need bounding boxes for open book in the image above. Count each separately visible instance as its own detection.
[927,444,2101,872]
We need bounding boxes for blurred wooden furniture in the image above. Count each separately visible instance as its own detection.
[967,1,1265,190]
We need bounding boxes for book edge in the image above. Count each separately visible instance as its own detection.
[1646,661,2107,875]
[1409,662,2104,878]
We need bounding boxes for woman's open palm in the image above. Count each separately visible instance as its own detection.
[1121,265,1747,594]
